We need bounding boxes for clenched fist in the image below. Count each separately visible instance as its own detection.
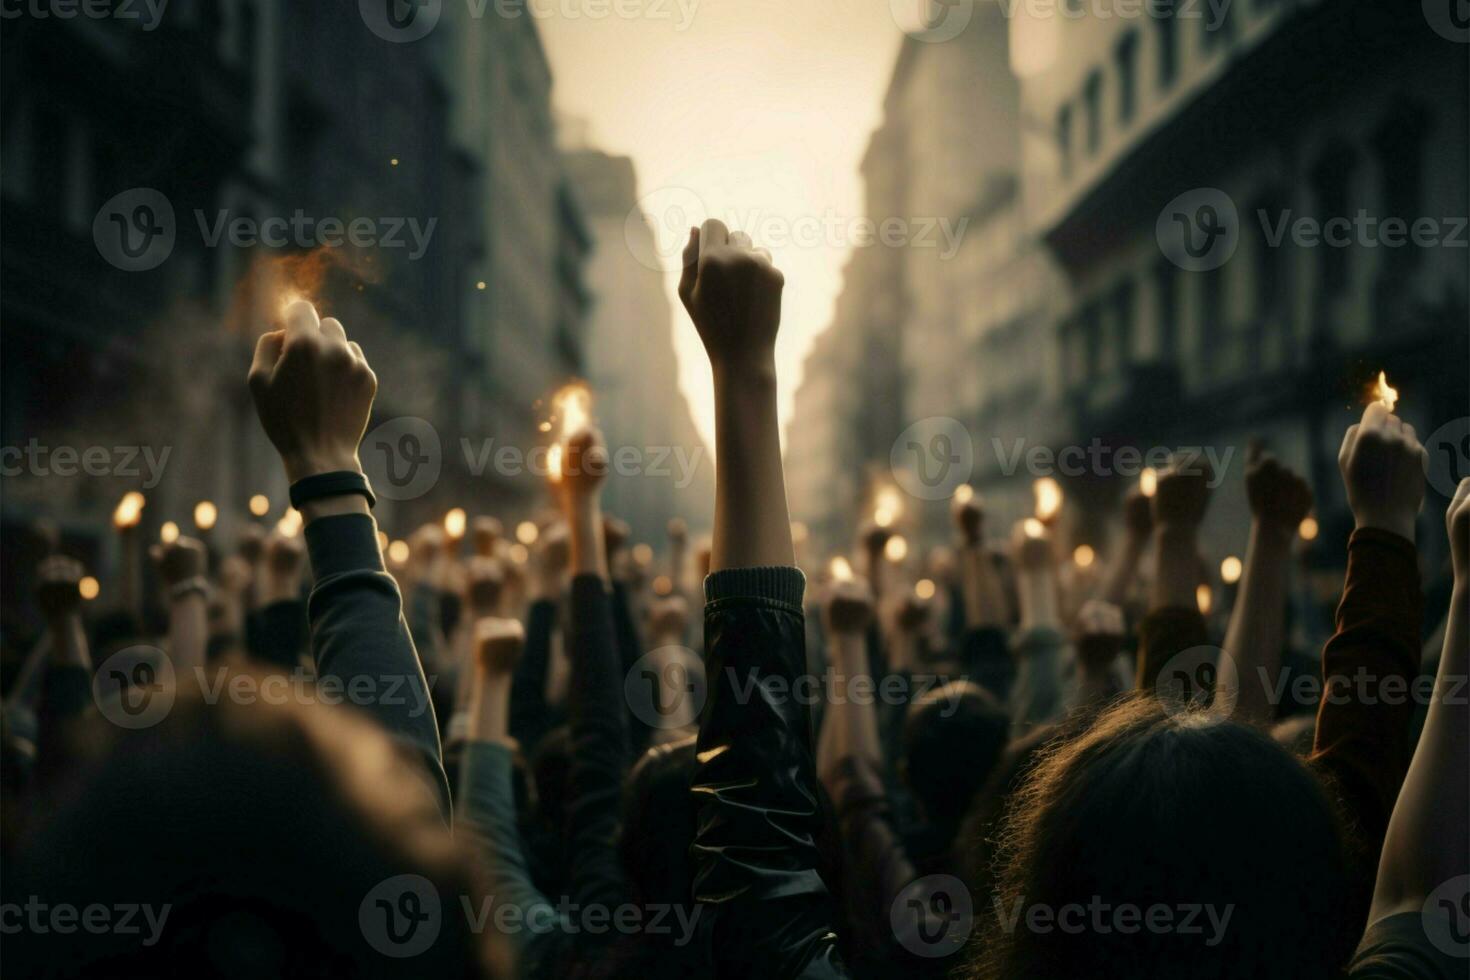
[1245,448,1313,532]
[1339,402,1426,542]
[475,617,525,677]
[1152,453,1215,530]
[678,219,784,373]
[247,300,377,483]
[823,578,874,636]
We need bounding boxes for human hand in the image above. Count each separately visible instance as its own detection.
[1075,598,1125,670]
[151,536,207,587]
[860,521,893,559]
[1245,448,1314,534]
[823,578,874,636]
[218,554,254,598]
[1338,402,1426,542]
[1448,477,1469,584]
[896,593,932,634]
[35,555,85,621]
[247,300,377,483]
[257,530,306,604]
[952,491,983,546]
[1152,453,1215,531]
[678,219,784,376]
[551,427,609,509]
[472,517,502,558]
[474,617,525,678]
[603,515,630,558]
[465,556,504,616]
[1122,487,1153,539]
[237,524,266,565]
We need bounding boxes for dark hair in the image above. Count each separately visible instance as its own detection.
[619,735,698,908]
[5,670,509,979]
[904,681,1009,834]
[969,694,1352,980]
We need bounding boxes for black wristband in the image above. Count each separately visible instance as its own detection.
[289,471,377,511]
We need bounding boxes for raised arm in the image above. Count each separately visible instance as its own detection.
[1365,477,1469,927]
[1136,458,1213,691]
[247,299,449,820]
[680,219,846,979]
[1215,450,1313,726]
[1099,486,1152,607]
[152,536,210,675]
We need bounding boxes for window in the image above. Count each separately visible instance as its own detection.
[1115,31,1138,124]
[1311,144,1356,296]
[1112,280,1136,366]
[1056,103,1073,177]
[1155,6,1177,90]
[1083,71,1103,154]
[1154,260,1179,362]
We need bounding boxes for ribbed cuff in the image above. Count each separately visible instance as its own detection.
[303,513,383,579]
[703,565,806,608]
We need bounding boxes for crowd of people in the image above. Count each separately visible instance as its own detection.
[1,219,1466,979]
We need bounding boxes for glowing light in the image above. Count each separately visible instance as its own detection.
[632,543,654,565]
[873,486,903,528]
[1373,371,1399,413]
[113,491,145,529]
[1023,518,1045,539]
[390,158,400,167]
[476,280,487,291]
[444,508,467,540]
[1221,556,1243,585]
[1196,584,1213,615]
[652,575,674,596]
[516,521,539,545]
[1140,467,1158,498]
[193,501,218,531]
[1034,477,1063,521]
[249,494,270,517]
[377,531,389,551]
[547,443,564,481]
[552,383,593,438]
[160,521,180,544]
[79,576,100,601]
[884,535,909,563]
[1073,545,1096,568]
[953,484,974,505]
[508,543,530,564]
[387,540,410,564]
[1298,516,1319,541]
[830,556,854,582]
[276,509,302,539]
[915,578,936,600]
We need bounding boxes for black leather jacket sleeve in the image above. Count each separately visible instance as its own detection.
[691,566,849,980]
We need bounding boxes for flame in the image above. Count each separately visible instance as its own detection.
[873,486,903,528]
[953,484,974,505]
[547,443,564,481]
[160,521,180,544]
[1220,555,1242,584]
[276,509,303,539]
[79,576,100,601]
[830,556,854,582]
[1073,545,1095,568]
[914,578,936,600]
[884,535,909,562]
[1034,477,1063,521]
[1196,584,1213,615]
[228,247,362,335]
[1140,467,1158,498]
[113,491,145,529]
[444,508,467,539]
[193,501,218,531]
[551,383,593,438]
[1023,518,1045,539]
[516,521,539,545]
[1373,371,1398,413]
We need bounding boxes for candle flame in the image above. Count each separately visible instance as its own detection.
[1373,371,1398,413]
[79,576,100,601]
[884,535,909,563]
[193,501,218,531]
[1140,467,1158,498]
[873,486,903,528]
[547,443,564,481]
[387,540,410,564]
[444,508,467,539]
[552,383,593,438]
[1196,584,1213,615]
[1034,477,1063,521]
[160,521,180,544]
[1023,518,1045,539]
[1220,555,1243,584]
[113,491,145,529]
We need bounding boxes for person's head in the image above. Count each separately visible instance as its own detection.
[903,681,1009,834]
[7,670,509,978]
[619,735,698,908]
[970,694,1352,980]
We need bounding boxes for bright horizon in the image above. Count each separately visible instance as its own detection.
[538,1,910,454]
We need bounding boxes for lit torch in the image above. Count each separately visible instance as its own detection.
[113,491,145,530]
[546,382,593,483]
[1034,477,1062,523]
[1372,371,1399,413]
[873,486,903,529]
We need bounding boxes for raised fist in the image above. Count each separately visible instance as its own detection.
[472,517,502,558]
[35,555,85,620]
[553,426,609,502]
[1338,402,1427,543]
[1152,452,1215,530]
[823,578,874,636]
[466,556,505,615]
[648,595,690,639]
[1010,520,1054,573]
[603,515,630,557]
[952,492,983,545]
[247,300,377,483]
[1448,478,1469,583]
[475,617,525,677]
[1075,598,1125,670]
[678,219,784,371]
[1245,449,1313,532]
[151,536,207,587]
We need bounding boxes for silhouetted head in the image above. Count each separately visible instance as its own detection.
[619,734,698,908]
[6,669,509,978]
[970,694,1351,980]
[904,681,1009,835]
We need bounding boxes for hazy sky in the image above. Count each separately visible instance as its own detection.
[537,0,910,452]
